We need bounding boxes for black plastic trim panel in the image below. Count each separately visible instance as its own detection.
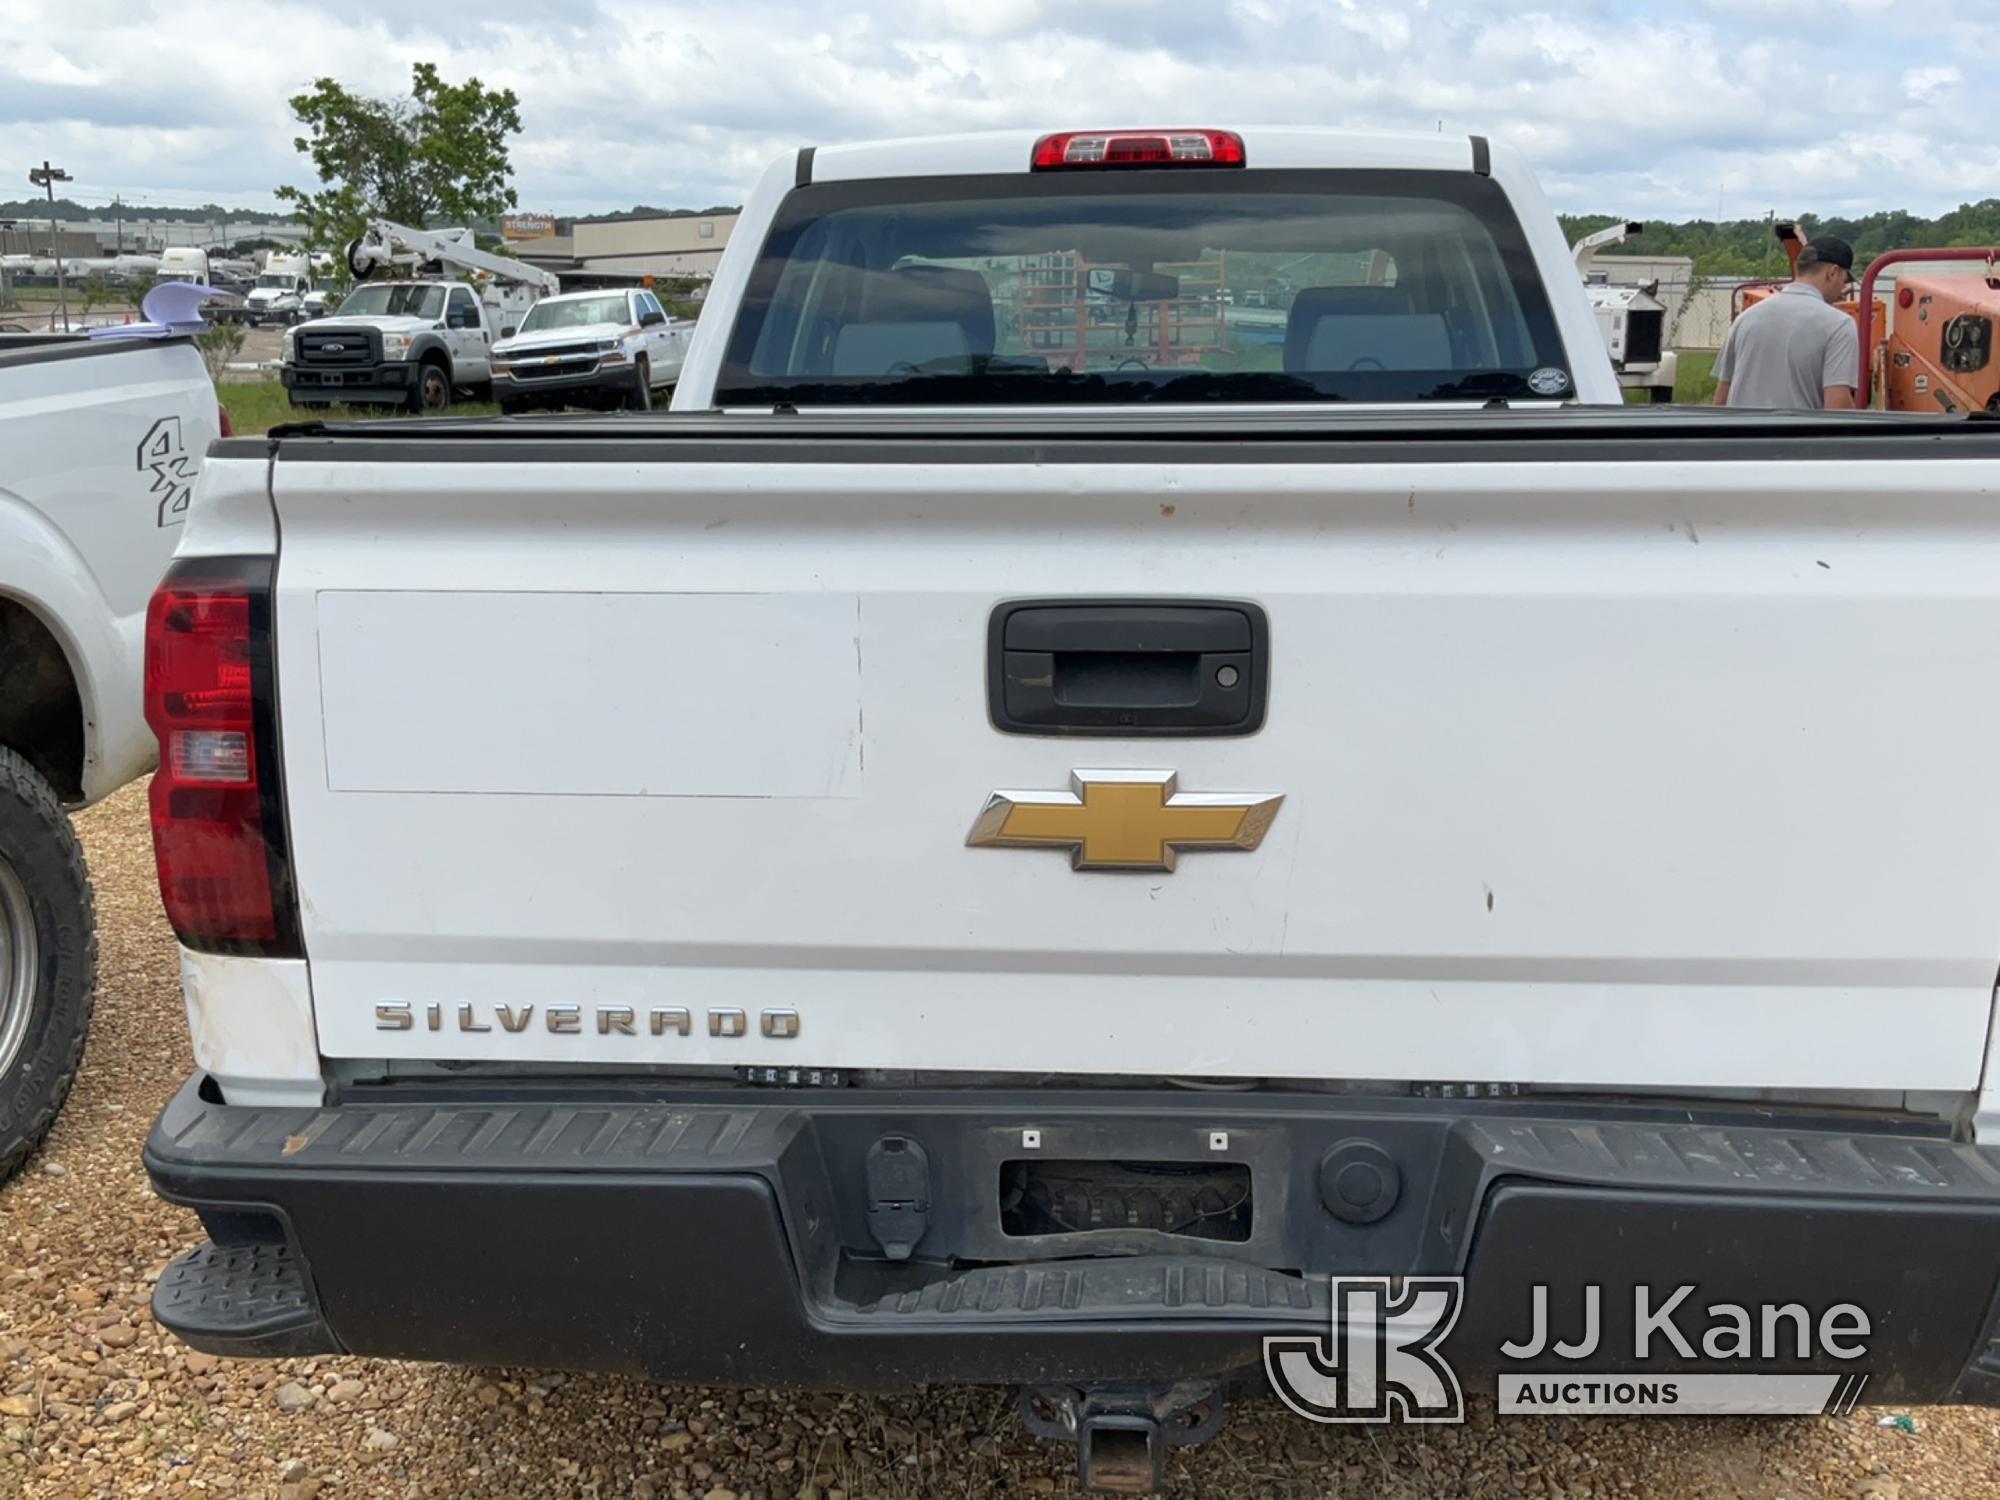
[146,1087,2000,1198]
[259,406,2000,467]
[0,333,197,368]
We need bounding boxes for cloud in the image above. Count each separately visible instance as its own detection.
[0,0,1986,219]
[1902,64,1962,103]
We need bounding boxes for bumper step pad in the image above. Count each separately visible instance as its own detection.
[153,1242,340,1358]
[852,1258,1324,1321]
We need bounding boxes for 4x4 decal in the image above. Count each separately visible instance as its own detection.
[138,415,195,528]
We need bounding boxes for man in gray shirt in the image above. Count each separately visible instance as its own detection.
[1714,237,1861,409]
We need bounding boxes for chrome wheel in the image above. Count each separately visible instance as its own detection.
[0,855,36,1081]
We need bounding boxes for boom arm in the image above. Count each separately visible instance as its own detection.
[345,220,559,295]
[1572,220,1645,276]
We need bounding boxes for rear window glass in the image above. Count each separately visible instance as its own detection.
[718,170,1571,406]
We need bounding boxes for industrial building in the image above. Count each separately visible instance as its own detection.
[501,212,739,285]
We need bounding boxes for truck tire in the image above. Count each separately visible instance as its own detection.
[0,746,95,1184]
[408,358,451,416]
[626,356,652,412]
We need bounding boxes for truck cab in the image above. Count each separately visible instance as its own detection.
[245,255,315,326]
[280,279,515,414]
[672,127,1615,410]
[153,247,212,287]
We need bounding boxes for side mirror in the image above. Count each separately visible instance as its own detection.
[640,310,666,328]
[501,326,518,339]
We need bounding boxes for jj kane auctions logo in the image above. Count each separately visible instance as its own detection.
[1266,1279,1874,1423]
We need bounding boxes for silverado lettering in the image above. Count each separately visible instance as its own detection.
[373,1001,788,1039]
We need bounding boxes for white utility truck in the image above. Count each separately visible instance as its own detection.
[490,286,690,413]
[142,128,2000,1493]
[0,321,221,1180]
[279,221,557,414]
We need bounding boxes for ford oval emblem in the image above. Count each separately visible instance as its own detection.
[323,342,346,353]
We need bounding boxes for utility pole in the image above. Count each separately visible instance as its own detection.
[113,194,123,254]
[29,161,72,329]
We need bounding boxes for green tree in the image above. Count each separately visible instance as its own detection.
[76,276,115,326]
[195,320,247,383]
[275,62,522,254]
[1556,203,2000,277]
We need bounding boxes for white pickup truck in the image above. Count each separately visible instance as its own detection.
[490,287,691,413]
[142,128,2000,1490]
[0,328,220,1181]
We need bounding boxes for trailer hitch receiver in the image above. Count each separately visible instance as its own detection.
[1018,1381,1224,1494]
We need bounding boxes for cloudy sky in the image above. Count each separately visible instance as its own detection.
[3,0,1995,221]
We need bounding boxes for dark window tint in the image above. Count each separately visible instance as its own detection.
[718,170,1570,405]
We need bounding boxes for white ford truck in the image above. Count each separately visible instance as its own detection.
[143,128,2000,1491]
[0,326,221,1181]
[280,281,511,414]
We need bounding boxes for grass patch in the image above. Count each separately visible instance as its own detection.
[1624,349,1719,406]
[1674,349,1719,404]
[219,379,498,436]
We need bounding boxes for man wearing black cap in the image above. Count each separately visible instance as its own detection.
[1713,236,1861,409]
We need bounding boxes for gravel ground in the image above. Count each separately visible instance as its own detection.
[1,784,1997,1498]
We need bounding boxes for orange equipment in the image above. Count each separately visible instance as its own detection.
[1726,223,2000,411]
[1859,248,2000,414]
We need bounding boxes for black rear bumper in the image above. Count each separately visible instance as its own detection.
[143,1078,2000,1403]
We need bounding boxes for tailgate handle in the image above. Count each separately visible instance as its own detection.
[988,599,1268,737]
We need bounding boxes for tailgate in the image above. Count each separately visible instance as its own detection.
[268,433,2000,1090]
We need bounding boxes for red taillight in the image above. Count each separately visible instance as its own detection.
[1898,287,1915,310]
[217,402,234,438]
[143,564,293,950]
[1031,129,1247,171]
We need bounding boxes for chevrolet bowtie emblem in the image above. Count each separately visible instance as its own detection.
[967,770,1283,872]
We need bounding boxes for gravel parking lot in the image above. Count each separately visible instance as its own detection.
[1,785,1996,1498]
